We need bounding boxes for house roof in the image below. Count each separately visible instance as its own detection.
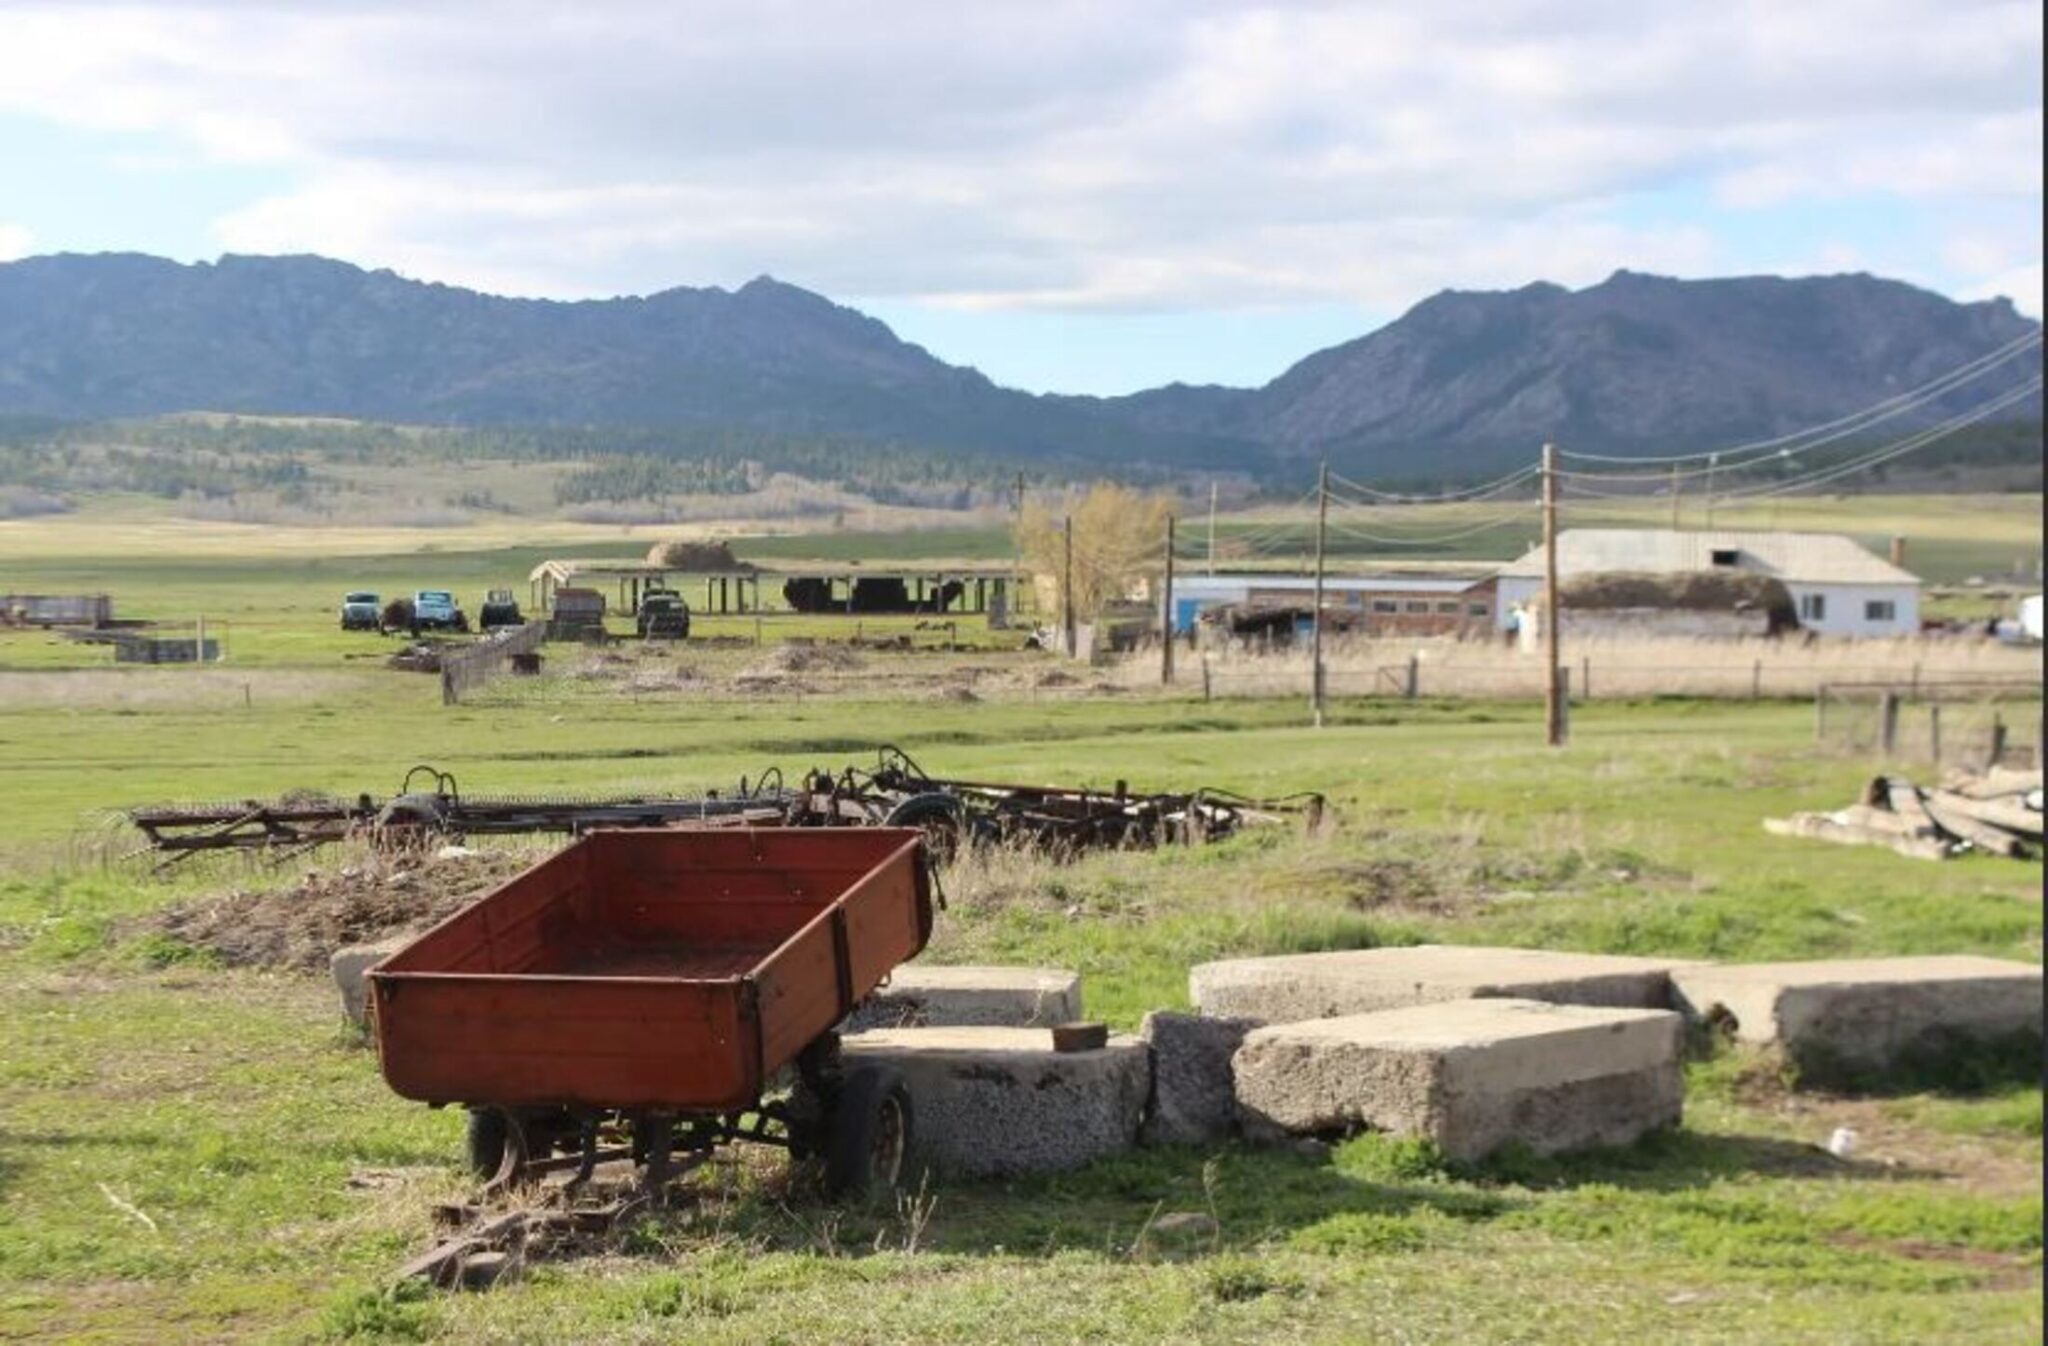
[1497,529,1919,586]
[1173,572,1492,597]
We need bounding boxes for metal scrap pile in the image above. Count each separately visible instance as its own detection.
[1765,766,2043,861]
[123,748,1323,867]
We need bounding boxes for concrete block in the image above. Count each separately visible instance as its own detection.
[838,1027,1150,1178]
[1190,944,1695,1023]
[1138,1010,1257,1147]
[331,938,408,1028]
[1232,998,1684,1161]
[846,964,1081,1031]
[1670,956,2044,1075]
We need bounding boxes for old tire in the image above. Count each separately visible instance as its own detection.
[825,1065,913,1199]
[465,1107,513,1179]
[883,792,967,861]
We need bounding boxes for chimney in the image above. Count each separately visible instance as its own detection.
[1889,536,1907,567]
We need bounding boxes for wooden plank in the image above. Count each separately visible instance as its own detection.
[1881,782,1942,839]
[1764,813,1951,861]
[1926,790,2043,838]
[1920,794,2028,858]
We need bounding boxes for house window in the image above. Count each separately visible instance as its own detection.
[1711,549,1740,566]
[1865,599,1896,622]
[1404,600,1430,614]
[1467,602,1490,617]
[1800,593,1827,622]
[1371,599,1398,614]
[1435,600,1461,613]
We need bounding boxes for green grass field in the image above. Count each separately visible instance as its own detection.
[0,508,2041,1343]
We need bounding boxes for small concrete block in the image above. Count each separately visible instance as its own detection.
[1190,944,1694,1023]
[1232,998,1684,1161]
[846,965,1082,1031]
[838,1026,1150,1178]
[1670,956,2045,1073]
[331,938,408,1028]
[1139,1010,1258,1147]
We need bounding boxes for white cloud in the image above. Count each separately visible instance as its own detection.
[0,0,2039,312]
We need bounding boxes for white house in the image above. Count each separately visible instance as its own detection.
[1495,529,1921,638]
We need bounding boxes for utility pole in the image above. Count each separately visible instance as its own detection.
[1161,515,1176,686]
[1703,453,1719,529]
[1207,481,1219,576]
[1061,514,1076,658]
[1311,461,1329,728]
[1669,462,1681,530]
[1543,442,1564,747]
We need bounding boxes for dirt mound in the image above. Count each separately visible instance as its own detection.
[644,539,752,572]
[746,642,865,676]
[134,849,537,971]
[1034,668,1079,688]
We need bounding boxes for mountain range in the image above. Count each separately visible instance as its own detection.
[0,252,2037,479]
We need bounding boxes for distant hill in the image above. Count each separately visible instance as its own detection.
[1101,270,2042,475]
[0,254,2037,481]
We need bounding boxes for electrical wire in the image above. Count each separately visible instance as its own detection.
[1554,329,2042,465]
[1705,375,2043,502]
[1325,462,1539,503]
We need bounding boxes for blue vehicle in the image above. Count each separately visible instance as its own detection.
[412,589,468,633]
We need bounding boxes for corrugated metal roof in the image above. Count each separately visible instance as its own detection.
[1496,530,1918,586]
[1174,574,1488,596]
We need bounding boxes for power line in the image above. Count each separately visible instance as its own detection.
[1325,462,1539,503]
[1555,329,2043,467]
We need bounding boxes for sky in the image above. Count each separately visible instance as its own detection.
[0,1,2040,396]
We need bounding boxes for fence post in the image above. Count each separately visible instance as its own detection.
[1580,654,1590,701]
[1751,659,1762,701]
[1557,667,1571,742]
[1405,654,1419,700]
[1201,655,1212,702]
[1989,712,2006,767]
[1928,703,1942,765]
[1879,691,1900,756]
[1815,684,1828,743]
[441,666,457,706]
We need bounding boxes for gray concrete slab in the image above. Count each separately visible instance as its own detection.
[331,938,407,1028]
[1670,956,2044,1074]
[1190,944,1696,1023]
[1232,998,1684,1160]
[838,1027,1150,1178]
[1138,1010,1258,1147]
[846,965,1081,1031]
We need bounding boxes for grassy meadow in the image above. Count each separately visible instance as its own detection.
[0,499,2041,1343]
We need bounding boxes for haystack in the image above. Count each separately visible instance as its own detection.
[644,539,752,572]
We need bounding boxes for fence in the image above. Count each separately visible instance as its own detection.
[1814,679,2044,767]
[439,621,548,704]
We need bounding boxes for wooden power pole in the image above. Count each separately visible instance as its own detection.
[1161,515,1177,686]
[1061,514,1076,658]
[1311,461,1329,728]
[1207,481,1219,575]
[1543,442,1564,747]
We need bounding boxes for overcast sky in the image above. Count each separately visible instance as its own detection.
[0,0,2039,394]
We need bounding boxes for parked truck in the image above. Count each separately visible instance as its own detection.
[412,589,468,633]
[636,586,692,640]
[339,591,382,632]
[478,588,524,631]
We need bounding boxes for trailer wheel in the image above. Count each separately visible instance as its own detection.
[883,793,967,861]
[825,1065,913,1198]
[464,1106,519,1179]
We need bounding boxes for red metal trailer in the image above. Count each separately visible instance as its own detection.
[368,827,933,1195]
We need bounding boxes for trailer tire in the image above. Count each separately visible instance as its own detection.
[883,793,967,861]
[464,1107,515,1179]
[825,1065,913,1199]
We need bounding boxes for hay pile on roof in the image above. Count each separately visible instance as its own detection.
[644,539,753,572]
[1558,570,1795,625]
